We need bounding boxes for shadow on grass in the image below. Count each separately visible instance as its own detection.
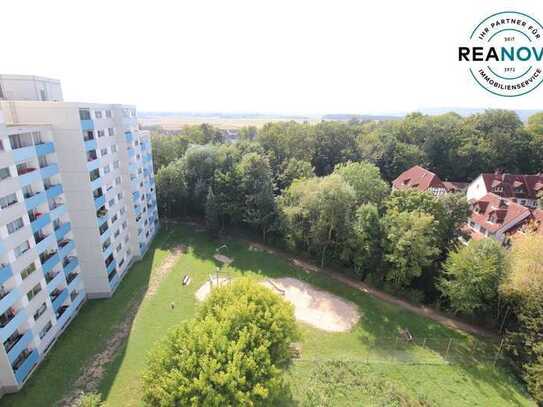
[1,226,177,407]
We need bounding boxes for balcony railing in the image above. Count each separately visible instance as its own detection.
[17,167,37,176]
[4,330,23,353]
[0,309,16,328]
[66,272,78,284]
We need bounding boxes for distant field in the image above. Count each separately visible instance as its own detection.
[138,115,321,130]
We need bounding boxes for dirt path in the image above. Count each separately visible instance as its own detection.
[247,240,494,339]
[60,242,185,406]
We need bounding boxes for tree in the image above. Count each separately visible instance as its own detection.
[438,239,507,315]
[381,210,439,289]
[333,161,389,206]
[155,159,186,218]
[142,278,298,406]
[501,233,543,404]
[205,186,221,236]
[349,203,382,280]
[276,158,314,192]
[312,121,360,176]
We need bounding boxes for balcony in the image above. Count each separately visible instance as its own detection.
[35,233,55,255]
[5,330,33,363]
[0,309,26,342]
[54,222,71,240]
[40,163,59,179]
[97,207,108,224]
[58,239,75,259]
[80,119,94,131]
[0,264,13,286]
[63,256,79,275]
[29,212,50,233]
[51,288,68,312]
[0,287,21,316]
[46,271,64,293]
[14,349,38,384]
[66,271,79,285]
[49,202,66,220]
[35,142,54,157]
[45,184,63,200]
[40,251,60,274]
[24,190,47,211]
[94,195,105,209]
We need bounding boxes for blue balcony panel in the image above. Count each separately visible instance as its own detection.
[102,245,113,260]
[127,148,135,157]
[12,146,36,163]
[0,264,13,286]
[58,240,75,260]
[49,204,66,220]
[124,131,134,143]
[132,191,141,201]
[7,330,34,364]
[84,139,97,151]
[106,259,117,275]
[54,222,71,240]
[40,164,59,179]
[63,257,79,276]
[41,253,60,274]
[30,213,51,234]
[0,309,27,342]
[45,184,63,200]
[87,159,100,172]
[109,272,120,289]
[94,195,105,209]
[35,234,56,255]
[80,119,94,131]
[47,271,65,294]
[18,169,41,187]
[35,142,54,157]
[51,289,68,312]
[67,274,81,292]
[0,287,22,316]
[90,177,101,191]
[96,214,108,227]
[24,191,47,211]
[99,228,111,243]
[15,349,39,384]
[71,290,85,310]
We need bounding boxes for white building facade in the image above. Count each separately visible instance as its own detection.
[0,75,158,394]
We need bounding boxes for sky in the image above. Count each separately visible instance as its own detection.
[2,0,543,114]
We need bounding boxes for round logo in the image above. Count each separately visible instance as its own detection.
[459,11,543,97]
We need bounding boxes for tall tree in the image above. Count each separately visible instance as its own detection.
[333,161,389,206]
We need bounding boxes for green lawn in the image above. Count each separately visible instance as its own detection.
[1,224,534,406]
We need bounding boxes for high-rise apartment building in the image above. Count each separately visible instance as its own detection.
[0,74,158,394]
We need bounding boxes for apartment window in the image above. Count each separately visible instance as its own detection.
[108,198,115,207]
[122,220,127,230]
[100,148,108,156]
[7,218,24,234]
[95,110,103,119]
[84,131,94,141]
[33,303,47,322]
[0,192,18,209]
[108,128,114,137]
[105,110,112,118]
[113,160,120,170]
[115,176,121,186]
[104,165,111,175]
[39,321,52,339]
[89,169,100,182]
[97,130,105,138]
[111,145,118,153]
[117,192,123,201]
[111,214,118,224]
[27,283,42,301]
[120,207,126,215]
[114,229,120,239]
[116,243,122,253]
[20,262,36,280]
[0,167,10,181]
[79,109,91,120]
[14,241,30,257]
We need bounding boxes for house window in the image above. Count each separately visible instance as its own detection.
[7,217,24,234]
[79,109,91,120]
[27,283,42,301]
[14,240,30,257]
[0,167,10,181]
[33,303,47,321]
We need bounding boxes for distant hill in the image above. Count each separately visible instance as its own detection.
[321,114,402,122]
[418,108,542,122]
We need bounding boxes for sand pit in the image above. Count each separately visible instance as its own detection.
[261,277,360,332]
[196,276,360,332]
[195,277,230,301]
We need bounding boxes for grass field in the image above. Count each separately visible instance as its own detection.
[1,224,534,406]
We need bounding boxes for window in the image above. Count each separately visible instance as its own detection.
[108,198,115,207]
[0,167,10,181]
[95,110,103,119]
[115,176,121,186]
[79,109,91,120]
[116,243,122,253]
[117,192,123,201]
[14,241,30,257]
[89,169,100,182]
[114,229,120,239]
[27,283,42,301]
[100,148,108,156]
[84,130,94,141]
[39,321,52,339]
[108,128,114,137]
[33,303,47,321]
[21,262,36,279]
[111,145,118,153]
[122,220,127,230]
[105,110,112,118]
[7,218,24,234]
[97,130,105,138]
[0,193,18,209]
[104,165,111,174]
[113,160,120,170]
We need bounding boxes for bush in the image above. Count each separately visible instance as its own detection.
[76,392,104,407]
[142,278,299,406]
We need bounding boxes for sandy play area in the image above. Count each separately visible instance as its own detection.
[195,277,360,332]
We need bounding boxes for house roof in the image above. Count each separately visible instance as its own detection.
[443,181,469,193]
[392,166,446,192]
[480,173,543,200]
[469,193,531,234]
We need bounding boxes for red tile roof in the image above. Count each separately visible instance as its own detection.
[480,173,543,200]
[443,181,469,193]
[469,193,531,234]
[392,166,446,193]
